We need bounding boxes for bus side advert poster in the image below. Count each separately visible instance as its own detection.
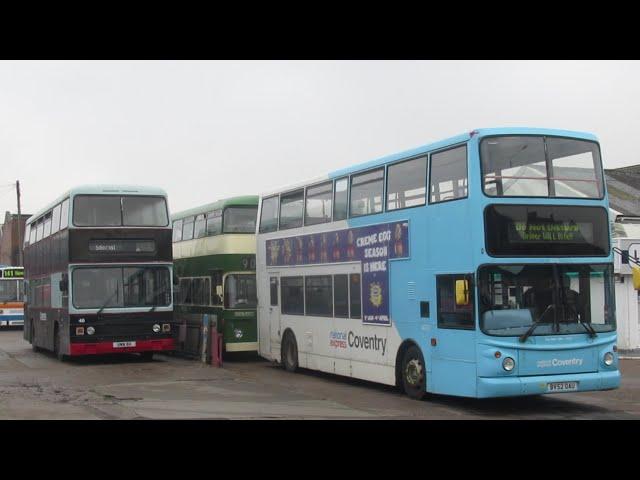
[265,221,409,326]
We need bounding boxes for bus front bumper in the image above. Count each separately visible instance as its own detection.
[69,338,175,356]
[477,370,620,398]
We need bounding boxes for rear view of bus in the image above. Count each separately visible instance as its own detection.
[24,185,175,360]
[0,267,24,327]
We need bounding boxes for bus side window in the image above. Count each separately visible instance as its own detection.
[270,277,278,306]
[61,273,68,308]
[281,276,304,315]
[350,274,361,319]
[279,189,304,230]
[24,224,31,246]
[386,156,427,210]
[182,216,195,241]
[333,177,349,221]
[350,169,384,217]
[334,274,348,318]
[172,219,183,242]
[436,274,475,329]
[430,145,468,203]
[259,196,279,233]
[59,198,70,230]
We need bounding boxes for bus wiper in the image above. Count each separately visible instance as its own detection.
[146,284,169,313]
[96,287,119,316]
[519,304,555,343]
[96,270,139,316]
[580,321,598,338]
[565,305,597,338]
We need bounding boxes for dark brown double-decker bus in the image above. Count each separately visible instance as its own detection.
[23,185,175,360]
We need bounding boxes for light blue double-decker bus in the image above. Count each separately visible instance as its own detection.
[256,127,620,399]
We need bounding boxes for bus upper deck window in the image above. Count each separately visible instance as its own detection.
[51,204,61,235]
[480,136,603,198]
[259,196,279,233]
[59,198,70,230]
[122,196,168,226]
[430,145,468,203]
[206,210,222,236]
[333,178,348,221]
[172,219,183,242]
[387,156,427,211]
[73,195,121,226]
[305,182,333,226]
[182,216,195,241]
[194,214,206,238]
[279,190,304,230]
[350,169,384,217]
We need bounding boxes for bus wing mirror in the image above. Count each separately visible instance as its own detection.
[59,278,68,292]
[216,285,223,296]
[633,266,640,290]
[455,279,470,306]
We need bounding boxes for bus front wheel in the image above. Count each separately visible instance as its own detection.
[140,352,154,361]
[401,345,426,400]
[281,332,298,373]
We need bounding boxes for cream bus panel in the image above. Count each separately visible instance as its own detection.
[174,234,256,260]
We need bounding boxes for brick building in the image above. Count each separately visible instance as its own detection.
[0,211,32,266]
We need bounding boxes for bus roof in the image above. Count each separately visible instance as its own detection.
[27,184,169,225]
[258,127,599,198]
[171,195,259,221]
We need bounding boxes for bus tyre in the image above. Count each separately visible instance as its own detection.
[54,325,65,362]
[30,323,40,352]
[140,352,154,361]
[281,332,298,373]
[401,345,426,400]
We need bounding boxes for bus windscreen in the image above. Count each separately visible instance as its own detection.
[73,195,168,227]
[484,205,610,256]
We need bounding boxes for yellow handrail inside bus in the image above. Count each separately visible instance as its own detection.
[455,279,470,305]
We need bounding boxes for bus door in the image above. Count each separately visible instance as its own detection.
[265,273,281,358]
[430,273,477,397]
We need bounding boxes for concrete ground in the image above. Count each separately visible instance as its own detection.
[0,328,637,419]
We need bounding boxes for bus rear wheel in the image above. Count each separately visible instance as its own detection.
[281,332,298,373]
[30,322,40,352]
[53,325,65,362]
[401,345,426,400]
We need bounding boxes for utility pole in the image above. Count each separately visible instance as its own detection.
[16,180,22,266]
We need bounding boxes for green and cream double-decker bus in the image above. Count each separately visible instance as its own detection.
[172,196,258,357]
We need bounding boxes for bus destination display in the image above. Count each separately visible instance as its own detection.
[0,268,24,278]
[485,205,609,256]
[508,220,594,244]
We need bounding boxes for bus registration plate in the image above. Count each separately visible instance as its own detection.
[547,381,578,393]
[113,341,136,348]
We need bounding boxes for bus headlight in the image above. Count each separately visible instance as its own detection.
[604,352,614,366]
[234,328,243,339]
[502,357,515,371]
[86,326,95,335]
[152,324,161,333]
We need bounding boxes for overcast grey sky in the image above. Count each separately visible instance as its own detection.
[0,60,638,216]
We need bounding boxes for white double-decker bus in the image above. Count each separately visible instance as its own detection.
[256,128,619,400]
